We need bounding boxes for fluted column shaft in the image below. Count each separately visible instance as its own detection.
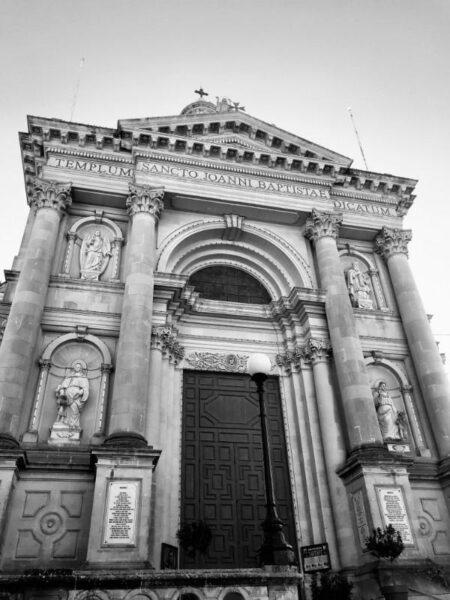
[0,179,72,446]
[376,227,450,457]
[107,184,164,446]
[305,210,382,450]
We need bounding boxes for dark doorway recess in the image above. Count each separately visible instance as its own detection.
[181,370,297,568]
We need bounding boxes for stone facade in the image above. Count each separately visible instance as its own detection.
[0,96,449,599]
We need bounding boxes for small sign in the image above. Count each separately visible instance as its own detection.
[300,543,331,573]
[376,486,414,545]
[103,480,139,546]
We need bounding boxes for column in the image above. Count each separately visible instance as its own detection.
[376,227,450,458]
[0,178,72,448]
[306,338,358,567]
[305,210,383,450]
[105,183,164,447]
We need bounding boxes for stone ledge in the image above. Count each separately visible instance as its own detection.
[0,567,302,591]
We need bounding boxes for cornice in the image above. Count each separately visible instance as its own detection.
[45,144,133,164]
[22,115,417,209]
[332,187,400,206]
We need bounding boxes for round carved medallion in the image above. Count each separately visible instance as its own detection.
[40,511,63,535]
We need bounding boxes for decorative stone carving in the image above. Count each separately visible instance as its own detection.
[346,262,374,309]
[222,214,245,241]
[0,317,6,344]
[372,381,407,442]
[126,183,164,219]
[305,209,342,242]
[80,229,112,280]
[186,352,249,372]
[151,325,185,363]
[304,338,332,363]
[276,339,330,369]
[50,359,89,443]
[28,177,72,213]
[375,227,412,260]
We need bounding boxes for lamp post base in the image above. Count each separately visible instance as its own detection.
[259,512,296,566]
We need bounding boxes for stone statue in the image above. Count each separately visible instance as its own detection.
[346,262,373,309]
[373,381,402,441]
[80,229,111,280]
[50,360,89,442]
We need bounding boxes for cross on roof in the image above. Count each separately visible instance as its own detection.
[194,87,209,99]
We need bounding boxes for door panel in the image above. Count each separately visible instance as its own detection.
[181,370,296,568]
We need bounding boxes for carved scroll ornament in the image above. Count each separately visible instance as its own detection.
[185,352,249,373]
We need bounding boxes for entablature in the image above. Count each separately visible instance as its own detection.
[21,114,417,217]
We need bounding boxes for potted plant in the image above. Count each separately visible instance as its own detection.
[176,519,212,560]
[311,570,353,600]
[365,524,406,600]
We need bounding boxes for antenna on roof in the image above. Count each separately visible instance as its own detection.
[69,57,85,122]
[347,107,369,170]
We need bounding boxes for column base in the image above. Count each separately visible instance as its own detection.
[338,447,416,563]
[103,431,149,448]
[86,447,161,567]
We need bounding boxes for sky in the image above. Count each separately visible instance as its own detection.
[0,0,449,364]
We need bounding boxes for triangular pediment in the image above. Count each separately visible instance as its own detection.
[197,133,276,152]
[119,106,353,167]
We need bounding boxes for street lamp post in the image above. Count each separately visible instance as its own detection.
[248,353,296,566]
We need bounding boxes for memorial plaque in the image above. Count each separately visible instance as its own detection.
[351,489,370,548]
[376,486,413,545]
[300,543,331,573]
[103,480,139,546]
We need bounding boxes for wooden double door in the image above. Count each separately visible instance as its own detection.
[181,370,296,568]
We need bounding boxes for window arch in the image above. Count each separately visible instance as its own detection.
[189,265,271,304]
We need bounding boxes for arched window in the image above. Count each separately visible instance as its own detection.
[224,594,245,600]
[189,266,271,304]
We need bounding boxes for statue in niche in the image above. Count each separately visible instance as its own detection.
[373,381,406,441]
[50,360,89,443]
[346,262,374,309]
[80,229,111,280]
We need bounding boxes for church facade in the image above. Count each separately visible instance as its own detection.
[0,96,449,599]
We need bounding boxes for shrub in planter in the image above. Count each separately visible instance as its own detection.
[365,524,404,561]
[365,525,406,600]
[311,570,353,600]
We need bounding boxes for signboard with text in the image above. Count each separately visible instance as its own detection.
[300,543,331,573]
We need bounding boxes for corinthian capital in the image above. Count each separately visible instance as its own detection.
[304,338,331,364]
[375,227,412,260]
[28,178,72,213]
[305,209,342,243]
[127,183,164,219]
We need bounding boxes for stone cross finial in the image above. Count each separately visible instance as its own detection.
[194,87,208,99]
[28,177,72,213]
[126,183,165,219]
[305,209,343,242]
[375,227,412,260]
